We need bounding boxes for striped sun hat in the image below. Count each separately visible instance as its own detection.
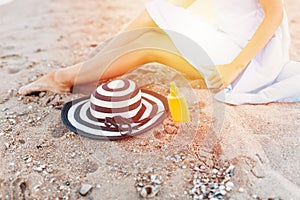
[61,79,169,140]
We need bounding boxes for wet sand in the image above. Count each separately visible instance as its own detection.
[0,0,299,199]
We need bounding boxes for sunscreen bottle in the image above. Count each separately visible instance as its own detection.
[167,82,191,122]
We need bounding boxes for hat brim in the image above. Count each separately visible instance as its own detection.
[61,89,169,140]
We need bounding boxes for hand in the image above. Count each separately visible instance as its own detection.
[203,63,243,89]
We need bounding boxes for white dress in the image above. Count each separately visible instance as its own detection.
[145,0,300,105]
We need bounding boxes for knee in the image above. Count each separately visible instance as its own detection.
[135,29,168,46]
[140,9,157,27]
[137,49,161,64]
[128,9,157,29]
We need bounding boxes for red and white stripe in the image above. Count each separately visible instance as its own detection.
[90,79,143,120]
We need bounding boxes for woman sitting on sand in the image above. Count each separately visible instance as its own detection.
[19,0,300,105]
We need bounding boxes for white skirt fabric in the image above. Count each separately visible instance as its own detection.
[145,0,300,105]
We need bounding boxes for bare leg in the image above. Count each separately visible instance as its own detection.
[124,9,158,31]
[19,9,159,95]
[19,8,203,95]
[47,48,200,94]
[95,9,158,55]
[19,29,202,95]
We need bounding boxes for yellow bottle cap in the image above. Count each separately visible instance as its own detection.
[167,82,190,122]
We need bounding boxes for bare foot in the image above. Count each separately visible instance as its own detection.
[19,72,71,95]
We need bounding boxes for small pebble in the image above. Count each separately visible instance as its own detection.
[225,182,234,191]
[8,89,14,95]
[4,143,10,149]
[39,92,46,98]
[238,187,244,193]
[6,112,14,116]
[150,174,157,182]
[70,152,76,158]
[47,168,54,173]
[79,184,93,196]
[220,189,227,195]
[226,165,235,173]
[26,157,32,163]
[19,139,25,144]
[33,166,43,172]
[140,185,158,198]
[179,164,187,169]
[18,112,25,116]
[137,182,144,187]
[1,108,9,112]
[140,187,148,198]
[33,184,40,191]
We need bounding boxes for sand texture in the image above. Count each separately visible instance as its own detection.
[0,0,299,199]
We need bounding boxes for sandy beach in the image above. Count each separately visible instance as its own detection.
[0,0,299,199]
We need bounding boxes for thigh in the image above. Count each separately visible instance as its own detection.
[124,9,159,31]
[89,28,180,63]
[86,29,182,72]
[133,29,180,54]
[96,28,179,56]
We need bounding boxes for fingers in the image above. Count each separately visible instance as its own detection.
[210,76,220,85]
[208,71,222,88]
[210,77,222,88]
[209,74,227,89]
[215,81,223,89]
[204,65,227,89]
[208,71,217,81]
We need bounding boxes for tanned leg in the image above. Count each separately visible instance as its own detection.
[19,9,203,95]
[124,9,158,31]
[19,9,158,95]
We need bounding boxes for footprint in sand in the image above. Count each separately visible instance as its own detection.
[83,159,99,174]
[0,54,26,74]
[48,121,69,138]
[11,177,27,200]
[7,67,22,74]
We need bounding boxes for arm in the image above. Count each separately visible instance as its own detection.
[206,0,284,88]
[232,0,284,68]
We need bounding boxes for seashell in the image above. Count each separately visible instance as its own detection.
[225,181,234,191]
[140,185,158,198]
[150,174,157,182]
[79,183,93,196]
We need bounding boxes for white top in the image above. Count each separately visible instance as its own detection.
[146,0,300,104]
